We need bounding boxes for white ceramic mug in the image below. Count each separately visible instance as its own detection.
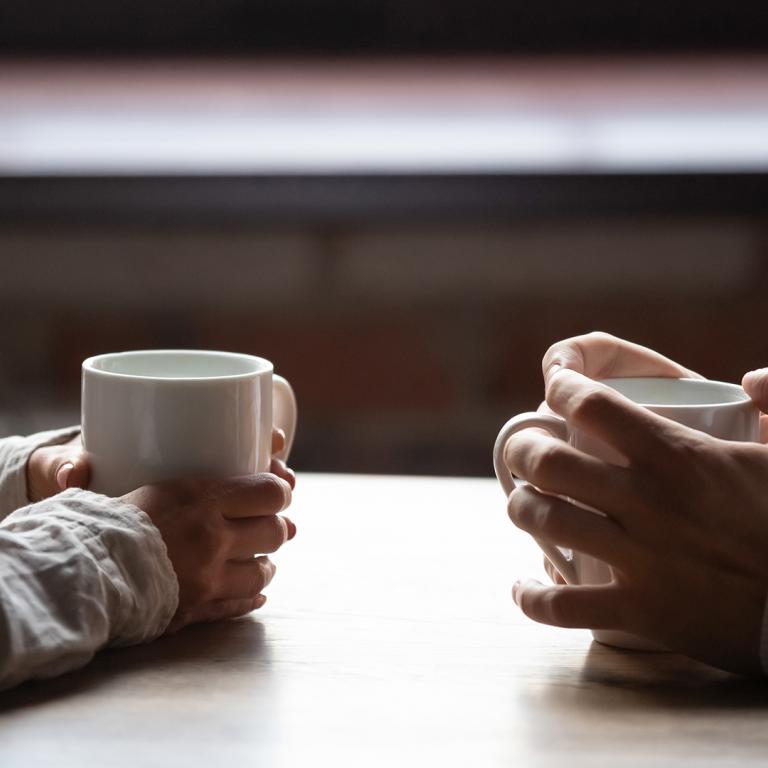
[493,377,760,651]
[82,349,297,497]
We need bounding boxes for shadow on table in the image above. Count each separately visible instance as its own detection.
[574,641,768,709]
[0,616,269,714]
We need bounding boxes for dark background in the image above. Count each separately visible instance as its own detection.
[2,4,768,477]
[2,1,767,53]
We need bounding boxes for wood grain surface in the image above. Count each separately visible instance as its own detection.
[2,473,767,766]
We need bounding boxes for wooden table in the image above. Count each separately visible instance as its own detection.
[2,473,768,766]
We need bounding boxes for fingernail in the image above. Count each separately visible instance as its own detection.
[56,462,74,489]
[254,594,267,609]
[285,518,297,540]
[511,580,521,605]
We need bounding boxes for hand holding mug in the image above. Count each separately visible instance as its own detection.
[28,350,299,632]
[532,332,703,585]
[496,333,768,675]
[124,472,295,630]
[28,428,297,630]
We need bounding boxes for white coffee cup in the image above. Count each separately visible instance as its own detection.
[82,349,297,497]
[493,377,760,651]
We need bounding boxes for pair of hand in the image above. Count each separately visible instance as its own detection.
[27,430,296,632]
[503,332,768,676]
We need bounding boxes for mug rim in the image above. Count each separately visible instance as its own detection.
[599,376,751,409]
[82,349,273,382]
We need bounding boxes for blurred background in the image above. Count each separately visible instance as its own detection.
[1,2,768,476]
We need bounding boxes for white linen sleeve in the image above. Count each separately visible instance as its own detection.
[0,488,179,691]
[0,427,82,521]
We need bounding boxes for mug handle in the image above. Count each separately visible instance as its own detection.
[493,412,578,584]
[272,375,298,462]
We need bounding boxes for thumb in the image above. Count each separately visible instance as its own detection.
[27,446,91,502]
[742,368,768,412]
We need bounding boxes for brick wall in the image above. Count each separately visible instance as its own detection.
[1,217,766,475]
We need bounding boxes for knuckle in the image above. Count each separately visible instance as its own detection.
[670,432,709,462]
[513,492,562,540]
[572,388,611,424]
[527,443,568,488]
[533,501,561,540]
[155,476,206,506]
[191,516,228,563]
[211,534,230,563]
[542,590,570,626]
[260,559,276,588]
[248,569,267,596]
[756,376,768,402]
[271,517,289,549]
[260,517,288,553]
[254,473,289,512]
[659,433,714,490]
[506,486,525,524]
[508,487,545,531]
[517,587,541,620]
[185,567,217,602]
[584,330,616,345]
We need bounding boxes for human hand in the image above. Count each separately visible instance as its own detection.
[27,428,295,502]
[742,370,768,443]
[26,434,90,503]
[124,472,295,631]
[541,331,701,384]
[504,367,768,676]
[533,332,702,578]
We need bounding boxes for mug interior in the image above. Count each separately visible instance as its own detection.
[84,350,269,380]
[601,377,748,407]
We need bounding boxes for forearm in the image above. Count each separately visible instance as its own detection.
[0,427,81,520]
[0,489,178,691]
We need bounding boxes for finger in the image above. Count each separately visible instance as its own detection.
[543,555,567,585]
[217,474,291,519]
[536,400,557,417]
[227,514,294,556]
[176,595,267,631]
[508,484,636,566]
[503,428,639,520]
[512,578,626,629]
[221,556,276,599]
[743,368,768,416]
[270,458,296,489]
[31,446,90,500]
[546,368,688,464]
[543,332,701,384]
[272,428,286,455]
